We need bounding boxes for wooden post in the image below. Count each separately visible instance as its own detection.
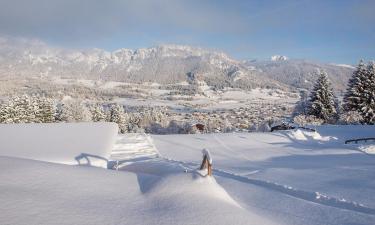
[207,162,212,176]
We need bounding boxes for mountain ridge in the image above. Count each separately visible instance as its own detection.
[0,37,354,92]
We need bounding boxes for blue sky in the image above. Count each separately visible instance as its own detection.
[0,0,374,64]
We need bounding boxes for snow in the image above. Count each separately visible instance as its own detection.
[330,63,356,69]
[357,144,375,154]
[0,122,118,167]
[202,148,213,164]
[152,125,375,225]
[0,156,275,225]
[1,124,375,225]
[284,128,334,142]
[271,55,288,61]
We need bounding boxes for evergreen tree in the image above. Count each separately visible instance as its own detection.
[34,96,55,123]
[90,104,106,122]
[0,99,14,123]
[56,100,91,122]
[308,71,336,122]
[360,63,375,124]
[343,60,367,111]
[109,104,128,133]
[343,61,375,124]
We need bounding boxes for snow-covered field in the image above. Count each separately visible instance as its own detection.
[1,124,375,225]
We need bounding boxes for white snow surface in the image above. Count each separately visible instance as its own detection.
[0,122,118,167]
[202,148,213,164]
[358,144,375,154]
[1,125,375,225]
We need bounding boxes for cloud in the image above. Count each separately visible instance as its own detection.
[0,0,248,42]
[0,0,373,63]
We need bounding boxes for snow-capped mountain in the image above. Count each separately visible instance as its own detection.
[271,55,288,61]
[0,37,354,92]
[245,59,354,92]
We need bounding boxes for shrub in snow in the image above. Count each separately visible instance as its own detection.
[293,114,308,127]
[307,71,337,123]
[339,111,363,125]
[305,115,324,126]
[167,120,184,134]
[258,121,271,132]
[293,114,323,126]
[182,123,200,134]
[292,90,309,117]
[248,123,258,132]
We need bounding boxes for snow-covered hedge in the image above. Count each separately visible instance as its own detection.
[0,122,118,168]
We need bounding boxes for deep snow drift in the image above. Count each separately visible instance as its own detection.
[152,126,375,225]
[0,125,374,225]
[0,122,118,167]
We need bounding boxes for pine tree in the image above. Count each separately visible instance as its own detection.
[308,71,336,122]
[90,104,106,122]
[343,60,367,111]
[0,99,14,123]
[343,61,375,124]
[34,96,55,123]
[56,100,92,122]
[109,104,128,133]
[360,63,375,124]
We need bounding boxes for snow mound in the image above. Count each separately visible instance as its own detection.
[0,156,277,225]
[0,122,118,167]
[285,129,333,142]
[358,145,375,154]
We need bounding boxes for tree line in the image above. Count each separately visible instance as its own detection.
[294,60,375,125]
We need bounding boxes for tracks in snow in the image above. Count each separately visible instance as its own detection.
[110,134,375,216]
[162,157,375,216]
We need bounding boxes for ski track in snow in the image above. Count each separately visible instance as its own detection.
[160,157,375,216]
[110,133,375,216]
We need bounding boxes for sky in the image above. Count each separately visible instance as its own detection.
[0,0,374,64]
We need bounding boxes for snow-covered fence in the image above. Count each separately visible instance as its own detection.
[345,138,375,144]
[0,122,118,168]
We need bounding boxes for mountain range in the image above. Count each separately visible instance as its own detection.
[0,37,355,93]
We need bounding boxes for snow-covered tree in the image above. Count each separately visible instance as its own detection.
[307,71,336,122]
[293,114,324,126]
[0,95,36,123]
[343,61,367,111]
[90,104,106,122]
[344,61,375,124]
[293,90,309,116]
[0,99,14,123]
[361,63,375,124]
[34,96,55,123]
[56,100,91,122]
[339,111,363,125]
[109,104,128,133]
